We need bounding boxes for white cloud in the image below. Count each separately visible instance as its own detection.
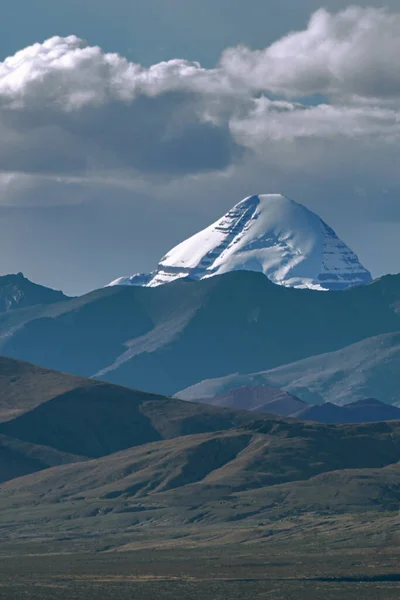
[220,7,400,102]
[231,98,400,147]
[0,35,226,110]
[0,7,399,200]
[0,36,241,179]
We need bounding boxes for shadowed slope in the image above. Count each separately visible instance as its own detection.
[0,434,86,483]
[293,398,400,423]
[1,271,399,395]
[0,357,256,467]
[0,356,94,422]
[0,273,68,314]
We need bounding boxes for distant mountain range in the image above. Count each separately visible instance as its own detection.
[178,331,400,406]
[293,398,400,423]
[183,385,306,416]
[179,385,400,424]
[0,270,399,401]
[109,194,372,291]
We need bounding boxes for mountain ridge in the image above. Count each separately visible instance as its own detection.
[0,270,399,396]
[178,383,400,423]
[0,273,68,313]
[0,356,258,474]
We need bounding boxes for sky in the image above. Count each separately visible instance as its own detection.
[0,1,399,295]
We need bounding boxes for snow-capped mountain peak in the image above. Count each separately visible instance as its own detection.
[108,194,372,290]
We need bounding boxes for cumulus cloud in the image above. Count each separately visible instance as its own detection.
[0,7,399,196]
[0,36,227,109]
[0,36,241,178]
[220,7,400,102]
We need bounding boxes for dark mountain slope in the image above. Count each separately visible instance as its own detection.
[0,356,93,422]
[0,273,68,313]
[0,384,164,458]
[267,397,400,424]
[0,271,399,395]
[0,357,256,464]
[291,402,351,423]
[0,434,86,483]
[341,398,400,422]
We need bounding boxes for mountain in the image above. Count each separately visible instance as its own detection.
[2,357,400,555]
[4,419,400,505]
[109,194,372,291]
[0,356,257,481]
[180,382,400,423]
[341,398,400,422]
[290,401,348,423]
[2,418,400,554]
[179,331,400,406]
[0,271,399,396]
[0,433,86,484]
[0,356,91,422]
[0,272,68,313]
[292,398,400,423]
[179,385,307,416]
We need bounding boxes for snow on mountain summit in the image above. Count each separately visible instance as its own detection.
[109,194,372,291]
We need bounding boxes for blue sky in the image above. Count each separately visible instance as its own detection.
[0,2,399,294]
[2,1,397,65]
